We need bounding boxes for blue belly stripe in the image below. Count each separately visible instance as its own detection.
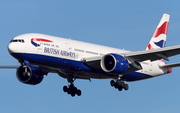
[10,53,153,81]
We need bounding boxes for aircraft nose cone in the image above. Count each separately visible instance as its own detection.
[8,41,25,59]
[8,43,15,53]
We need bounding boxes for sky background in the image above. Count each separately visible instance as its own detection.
[0,0,180,113]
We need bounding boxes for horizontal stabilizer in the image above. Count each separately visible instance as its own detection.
[160,63,180,68]
[0,65,20,69]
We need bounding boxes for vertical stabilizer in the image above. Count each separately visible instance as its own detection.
[146,14,170,50]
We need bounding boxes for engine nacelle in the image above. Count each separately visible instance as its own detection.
[100,53,129,74]
[16,65,44,85]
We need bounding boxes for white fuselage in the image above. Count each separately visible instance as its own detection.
[8,33,171,81]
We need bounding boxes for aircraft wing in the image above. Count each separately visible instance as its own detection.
[84,45,180,72]
[123,45,180,62]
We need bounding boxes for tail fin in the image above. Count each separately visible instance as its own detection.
[146,14,170,50]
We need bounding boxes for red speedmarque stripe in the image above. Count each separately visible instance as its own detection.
[147,44,153,50]
[153,21,169,38]
[31,38,53,42]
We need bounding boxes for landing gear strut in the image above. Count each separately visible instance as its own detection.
[110,80,129,91]
[63,74,82,97]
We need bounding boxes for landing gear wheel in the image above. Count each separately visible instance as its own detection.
[66,87,71,94]
[114,83,119,89]
[118,86,123,91]
[71,92,75,97]
[63,86,68,92]
[76,89,82,96]
[124,84,129,90]
[110,80,115,86]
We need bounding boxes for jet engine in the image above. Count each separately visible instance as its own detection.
[100,53,129,74]
[16,65,44,85]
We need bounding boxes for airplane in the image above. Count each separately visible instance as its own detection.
[2,13,180,97]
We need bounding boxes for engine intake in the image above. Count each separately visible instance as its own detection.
[16,65,44,85]
[101,53,129,74]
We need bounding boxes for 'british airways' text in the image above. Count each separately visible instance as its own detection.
[44,47,76,58]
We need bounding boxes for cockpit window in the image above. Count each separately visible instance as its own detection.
[10,39,25,43]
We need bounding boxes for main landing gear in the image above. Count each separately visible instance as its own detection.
[63,84,82,97]
[110,79,129,91]
[63,74,82,97]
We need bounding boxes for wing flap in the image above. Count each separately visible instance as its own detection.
[82,56,102,69]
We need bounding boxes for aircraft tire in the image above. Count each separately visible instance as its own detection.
[76,89,82,96]
[67,90,71,94]
[110,80,115,86]
[124,84,129,90]
[69,90,74,95]
[63,86,68,92]
[118,86,123,91]
[117,81,124,87]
